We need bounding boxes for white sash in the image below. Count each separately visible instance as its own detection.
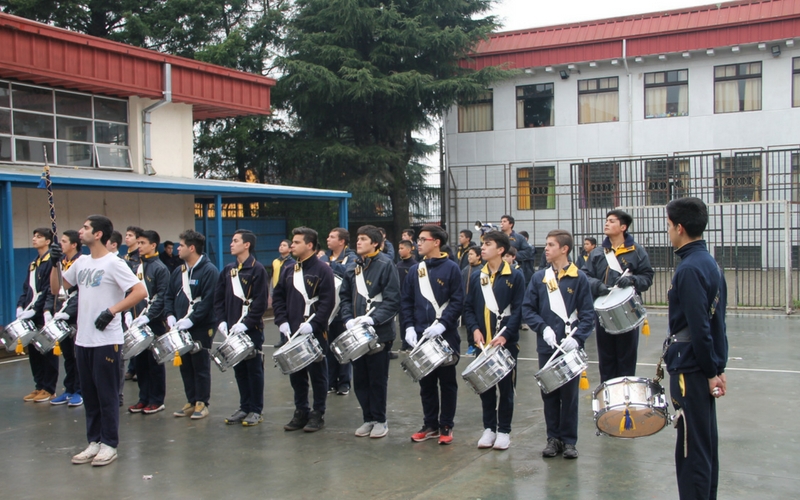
[604,248,624,274]
[329,275,343,325]
[25,259,41,310]
[543,267,578,327]
[355,265,384,307]
[181,261,203,320]
[230,270,250,324]
[417,262,449,320]
[293,265,319,319]
[479,269,511,332]
[136,262,158,316]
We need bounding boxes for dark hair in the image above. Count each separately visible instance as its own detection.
[357,225,383,248]
[481,230,510,257]
[505,245,517,258]
[126,226,143,238]
[459,229,473,241]
[88,215,113,245]
[402,228,416,239]
[666,197,708,238]
[467,246,482,258]
[108,230,122,248]
[280,239,291,246]
[606,209,633,234]
[33,227,54,243]
[419,224,447,246]
[292,226,318,249]
[179,229,205,255]
[329,227,350,246]
[547,229,574,254]
[398,239,414,250]
[584,236,597,246]
[378,227,387,236]
[519,230,529,240]
[234,229,256,252]
[163,240,174,248]
[501,215,515,227]
[139,230,161,247]
[62,229,82,252]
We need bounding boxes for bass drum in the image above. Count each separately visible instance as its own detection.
[592,376,669,438]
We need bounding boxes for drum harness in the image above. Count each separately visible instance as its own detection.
[179,261,203,323]
[292,262,320,328]
[416,261,450,342]
[230,266,253,328]
[543,266,579,366]
[479,266,510,343]
[135,262,158,321]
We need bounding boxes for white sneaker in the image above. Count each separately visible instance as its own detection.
[72,442,101,464]
[493,432,510,450]
[370,422,388,438]
[477,428,496,449]
[91,443,118,466]
[355,421,375,437]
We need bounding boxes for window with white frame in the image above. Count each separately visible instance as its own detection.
[645,70,688,118]
[458,90,493,133]
[0,80,131,169]
[578,77,619,124]
[516,84,554,128]
[714,62,762,113]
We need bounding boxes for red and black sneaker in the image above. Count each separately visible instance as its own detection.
[128,402,147,413]
[411,426,440,442]
[143,404,165,414]
[438,426,454,445]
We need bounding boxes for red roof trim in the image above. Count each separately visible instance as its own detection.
[0,13,275,120]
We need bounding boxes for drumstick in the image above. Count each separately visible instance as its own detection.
[288,313,317,342]
[598,268,632,306]
[482,326,507,352]
[409,319,440,354]
[543,326,578,368]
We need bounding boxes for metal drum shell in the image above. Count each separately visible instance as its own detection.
[330,323,378,364]
[461,344,516,394]
[534,349,588,394]
[122,325,155,360]
[211,332,255,372]
[31,320,74,354]
[592,376,669,439]
[151,329,198,365]
[0,319,38,352]
[272,333,323,375]
[593,286,647,334]
[400,336,454,382]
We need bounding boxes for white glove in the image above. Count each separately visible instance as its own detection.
[16,307,23,318]
[279,322,291,337]
[405,327,418,348]
[296,322,313,335]
[423,322,446,338]
[218,322,228,336]
[17,308,35,320]
[230,323,248,335]
[124,312,133,327]
[176,318,194,331]
[54,312,70,322]
[543,326,557,348]
[132,315,150,328]
[356,316,374,326]
[561,337,579,352]
[345,319,357,330]
[167,315,177,328]
[44,311,53,324]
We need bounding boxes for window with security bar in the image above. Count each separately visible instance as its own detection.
[578,162,619,208]
[644,158,690,205]
[714,245,761,269]
[714,62,761,113]
[713,155,762,202]
[458,90,493,133]
[516,84,554,128]
[517,166,556,210]
[644,70,688,118]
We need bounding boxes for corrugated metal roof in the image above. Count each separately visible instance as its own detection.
[0,13,275,120]
[464,0,800,69]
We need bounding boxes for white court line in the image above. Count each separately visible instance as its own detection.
[515,357,800,374]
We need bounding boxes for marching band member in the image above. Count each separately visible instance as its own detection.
[400,225,464,445]
[396,240,417,352]
[273,227,336,433]
[270,239,295,348]
[19,228,58,403]
[499,215,535,281]
[49,230,84,407]
[522,230,594,459]
[665,197,728,499]
[462,246,484,357]
[339,225,401,438]
[462,231,525,450]
[215,230,269,426]
[127,230,170,415]
[325,228,356,395]
[165,230,220,420]
[123,226,143,381]
[56,215,146,466]
[583,210,654,382]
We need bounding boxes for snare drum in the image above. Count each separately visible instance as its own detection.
[400,336,455,382]
[0,319,38,352]
[461,345,516,394]
[211,332,256,372]
[31,320,75,354]
[594,286,647,334]
[273,333,323,375]
[592,376,669,438]
[534,348,588,394]
[122,325,155,360]
[330,323,378,364]
[151,329,200,365]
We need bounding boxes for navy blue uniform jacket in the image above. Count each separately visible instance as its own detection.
[583,234,654,298]
[666,240,728,378]
[340,252,401,343]
[165,256,220,346]
[131,254,170,334]
[400,254,464,354]
[18,250,54,326]
[215,255,269,333]
[463,261,525,351]
[273,254,336,335]
[522,263,595,355]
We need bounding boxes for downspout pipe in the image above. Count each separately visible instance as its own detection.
[142,63,172,176]
[622,39,633,156]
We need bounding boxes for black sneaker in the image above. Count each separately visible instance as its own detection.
[327,387,336,394]
[336,384,350,395]
[563,443,579,459]
[284,410,309,431]
[225,410,248,425]
[542,437,563,458]
[303,410,325,432]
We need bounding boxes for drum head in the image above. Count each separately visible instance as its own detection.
[593,285,634,311]
[595,406,668,438]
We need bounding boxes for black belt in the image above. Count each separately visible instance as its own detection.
[669,327,690,343]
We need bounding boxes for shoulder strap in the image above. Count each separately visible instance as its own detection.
[604,248,624,274]
[417,262,449,319]
[292,264,320,319]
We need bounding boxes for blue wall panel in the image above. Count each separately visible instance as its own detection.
[196,218,287,267]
